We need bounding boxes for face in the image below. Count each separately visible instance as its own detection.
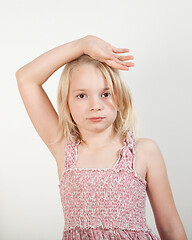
[68,63,118,136]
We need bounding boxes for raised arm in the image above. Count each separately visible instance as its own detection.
[16,37,85,85]
[15,35,134,160]
[15,37,86,161]
[16,35,134,84]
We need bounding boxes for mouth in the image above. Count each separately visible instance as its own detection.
[88,117,105,119]
[88,117,105,122]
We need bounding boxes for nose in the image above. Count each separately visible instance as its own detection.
[89,96,103,111]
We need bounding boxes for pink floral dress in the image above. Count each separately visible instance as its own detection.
[58,131,160,239]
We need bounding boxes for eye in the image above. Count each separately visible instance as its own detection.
[102,92,111,98]
[77,94,86,99]
[76,92,111,99]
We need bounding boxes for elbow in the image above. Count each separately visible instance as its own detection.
[15,69,22,82]
[15,67,25,82]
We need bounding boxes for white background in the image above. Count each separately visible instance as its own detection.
[0,0,191,239]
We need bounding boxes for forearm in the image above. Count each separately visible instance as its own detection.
[16,36,86,86]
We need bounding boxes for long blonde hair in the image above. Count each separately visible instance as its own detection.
[49,54,140,145]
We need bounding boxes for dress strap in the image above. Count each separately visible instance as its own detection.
[63,131,136,171]
[115,130,136,172]
[123,131,147,185]
[126,130,136,171]
[63,134,79,169]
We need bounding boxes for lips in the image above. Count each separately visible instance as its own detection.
[89,117,105,120]
[88,117,105,122]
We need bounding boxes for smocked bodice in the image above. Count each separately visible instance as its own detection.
[58,131,160,239]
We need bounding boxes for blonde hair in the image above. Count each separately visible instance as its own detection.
[49,54,140,145]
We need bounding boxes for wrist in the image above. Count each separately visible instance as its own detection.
[81,35,92,55]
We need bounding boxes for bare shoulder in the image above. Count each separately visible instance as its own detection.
[135,136,158,156]
[136,137,159,151]
[135,137,162,164]
[134,138,161,180]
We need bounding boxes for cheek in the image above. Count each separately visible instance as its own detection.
[107,99,118,112]
[70,101,85,112]
[68,100,85,121]
[68,97,77,112]
[108,101,118,119]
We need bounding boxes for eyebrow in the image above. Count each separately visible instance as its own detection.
[72,87,110,93]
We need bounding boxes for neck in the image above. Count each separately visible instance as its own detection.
[79,131,124,151]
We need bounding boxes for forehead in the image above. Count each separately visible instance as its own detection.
[69,63,109,91]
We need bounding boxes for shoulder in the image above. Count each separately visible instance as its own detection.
[135,137,161,159]
[135,137,168,188]
[136,137,159,150]
[135,138,164,173]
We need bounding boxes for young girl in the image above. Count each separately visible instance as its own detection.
[16,35,187,240]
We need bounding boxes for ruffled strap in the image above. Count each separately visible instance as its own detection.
[125,130,136,151]
[63,134,79,169]
[65,131,136,172]
[115,130,136,172]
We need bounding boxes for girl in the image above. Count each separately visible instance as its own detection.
[16,35,187,240]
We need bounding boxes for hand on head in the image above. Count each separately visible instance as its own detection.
[82,35,134,71]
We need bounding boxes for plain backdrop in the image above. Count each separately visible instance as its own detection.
[0,0,191,239]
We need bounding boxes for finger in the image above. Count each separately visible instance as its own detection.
[112,46,130,54]
[113,56,135,67]
[114,54,134,61]
[105,60,130,71]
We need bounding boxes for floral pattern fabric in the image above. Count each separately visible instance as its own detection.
[58,131,160,239]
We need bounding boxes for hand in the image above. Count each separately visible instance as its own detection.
[82,35,134,71]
